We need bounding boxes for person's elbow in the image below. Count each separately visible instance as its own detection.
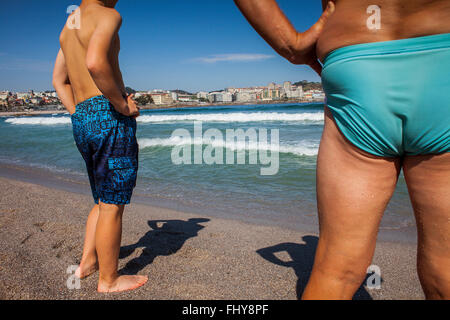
[86,54,108,77]
[52,78,58,91]
[52,74,64,91]
[286,54,303,65]
[282,33,303,65]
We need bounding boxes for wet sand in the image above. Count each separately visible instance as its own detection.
[0,175,424,300]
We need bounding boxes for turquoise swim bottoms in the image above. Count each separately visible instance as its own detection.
[322,33,450,157]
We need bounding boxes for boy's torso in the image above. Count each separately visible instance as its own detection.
[60,4,122,105]
[317,0,450,61]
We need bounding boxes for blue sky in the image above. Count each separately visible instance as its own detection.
[0,0,323,92]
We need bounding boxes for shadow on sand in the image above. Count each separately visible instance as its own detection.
[119,218,210,274]
[257,235,376,300]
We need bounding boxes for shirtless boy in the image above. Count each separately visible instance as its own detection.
[234,0,450,299]
[52,0,147,293]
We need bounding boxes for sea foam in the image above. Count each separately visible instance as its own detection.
[138,137,319,156]
[5,112,324,126]
[5,117,71,125]
[137,112,324,123]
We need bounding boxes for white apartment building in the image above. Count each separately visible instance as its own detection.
[16,92,30,99]
[46,91,58,98]
[283,81,292,92]
[177,94,195,102]
[196,91,208,100]
[222,92,232,102]
[312,92,326,101]
[134,91,147,98]
[150,92,173,105]
[235,91,257,102]
[0,91,9,100]
[208,92,233,103]
[284,85,304,99]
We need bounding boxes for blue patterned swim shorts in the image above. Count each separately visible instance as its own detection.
[71,95,138,205]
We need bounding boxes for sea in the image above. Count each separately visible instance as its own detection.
[0,103,416,239]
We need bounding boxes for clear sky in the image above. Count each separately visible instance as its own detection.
[0,0,324,93]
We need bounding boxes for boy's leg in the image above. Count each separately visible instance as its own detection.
[96,202,148,293]
[76,204,100,279]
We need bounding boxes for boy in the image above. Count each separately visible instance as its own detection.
[52,0,147,293]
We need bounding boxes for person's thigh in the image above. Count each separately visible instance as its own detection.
[403,152,450,299]
[314,107,402,275]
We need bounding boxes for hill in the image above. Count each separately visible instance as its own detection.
[293,80,322,91]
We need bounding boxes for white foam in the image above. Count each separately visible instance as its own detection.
[5,117,71,125]
[137,112,324,123]
[4,112,324,126]
[138,137,318,156]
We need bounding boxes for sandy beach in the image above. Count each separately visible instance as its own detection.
[0,171,424,300]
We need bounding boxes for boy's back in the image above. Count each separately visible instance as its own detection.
[60,3,123,105]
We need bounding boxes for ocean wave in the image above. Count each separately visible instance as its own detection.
[145,103,323,114]
[137,112,324,123]
[138,137,319,156]
[4,111,324,126]
[5,117,71,125]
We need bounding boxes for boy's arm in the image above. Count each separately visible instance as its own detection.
[233,0,335,74]
[112,37,127,96]
[85,10,137,116]
[52,49,76,115]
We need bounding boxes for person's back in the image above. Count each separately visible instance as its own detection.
[60,3,119,105]
[317,0,450,60]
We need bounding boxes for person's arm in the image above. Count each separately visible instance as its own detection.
[85,10,137,116]
[112,37,127,97]
[256,245,293,268]
[52,49,76,115]
[234,0,335,74]
[148,221,163,231]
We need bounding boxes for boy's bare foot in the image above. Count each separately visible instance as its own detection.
[97,275,148,293]
[75,261,99,279]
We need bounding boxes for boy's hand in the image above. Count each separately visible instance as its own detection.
[126,94,140,118]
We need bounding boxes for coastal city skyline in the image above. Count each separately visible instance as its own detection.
[0,0,323,92]
[0,79,325,111]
